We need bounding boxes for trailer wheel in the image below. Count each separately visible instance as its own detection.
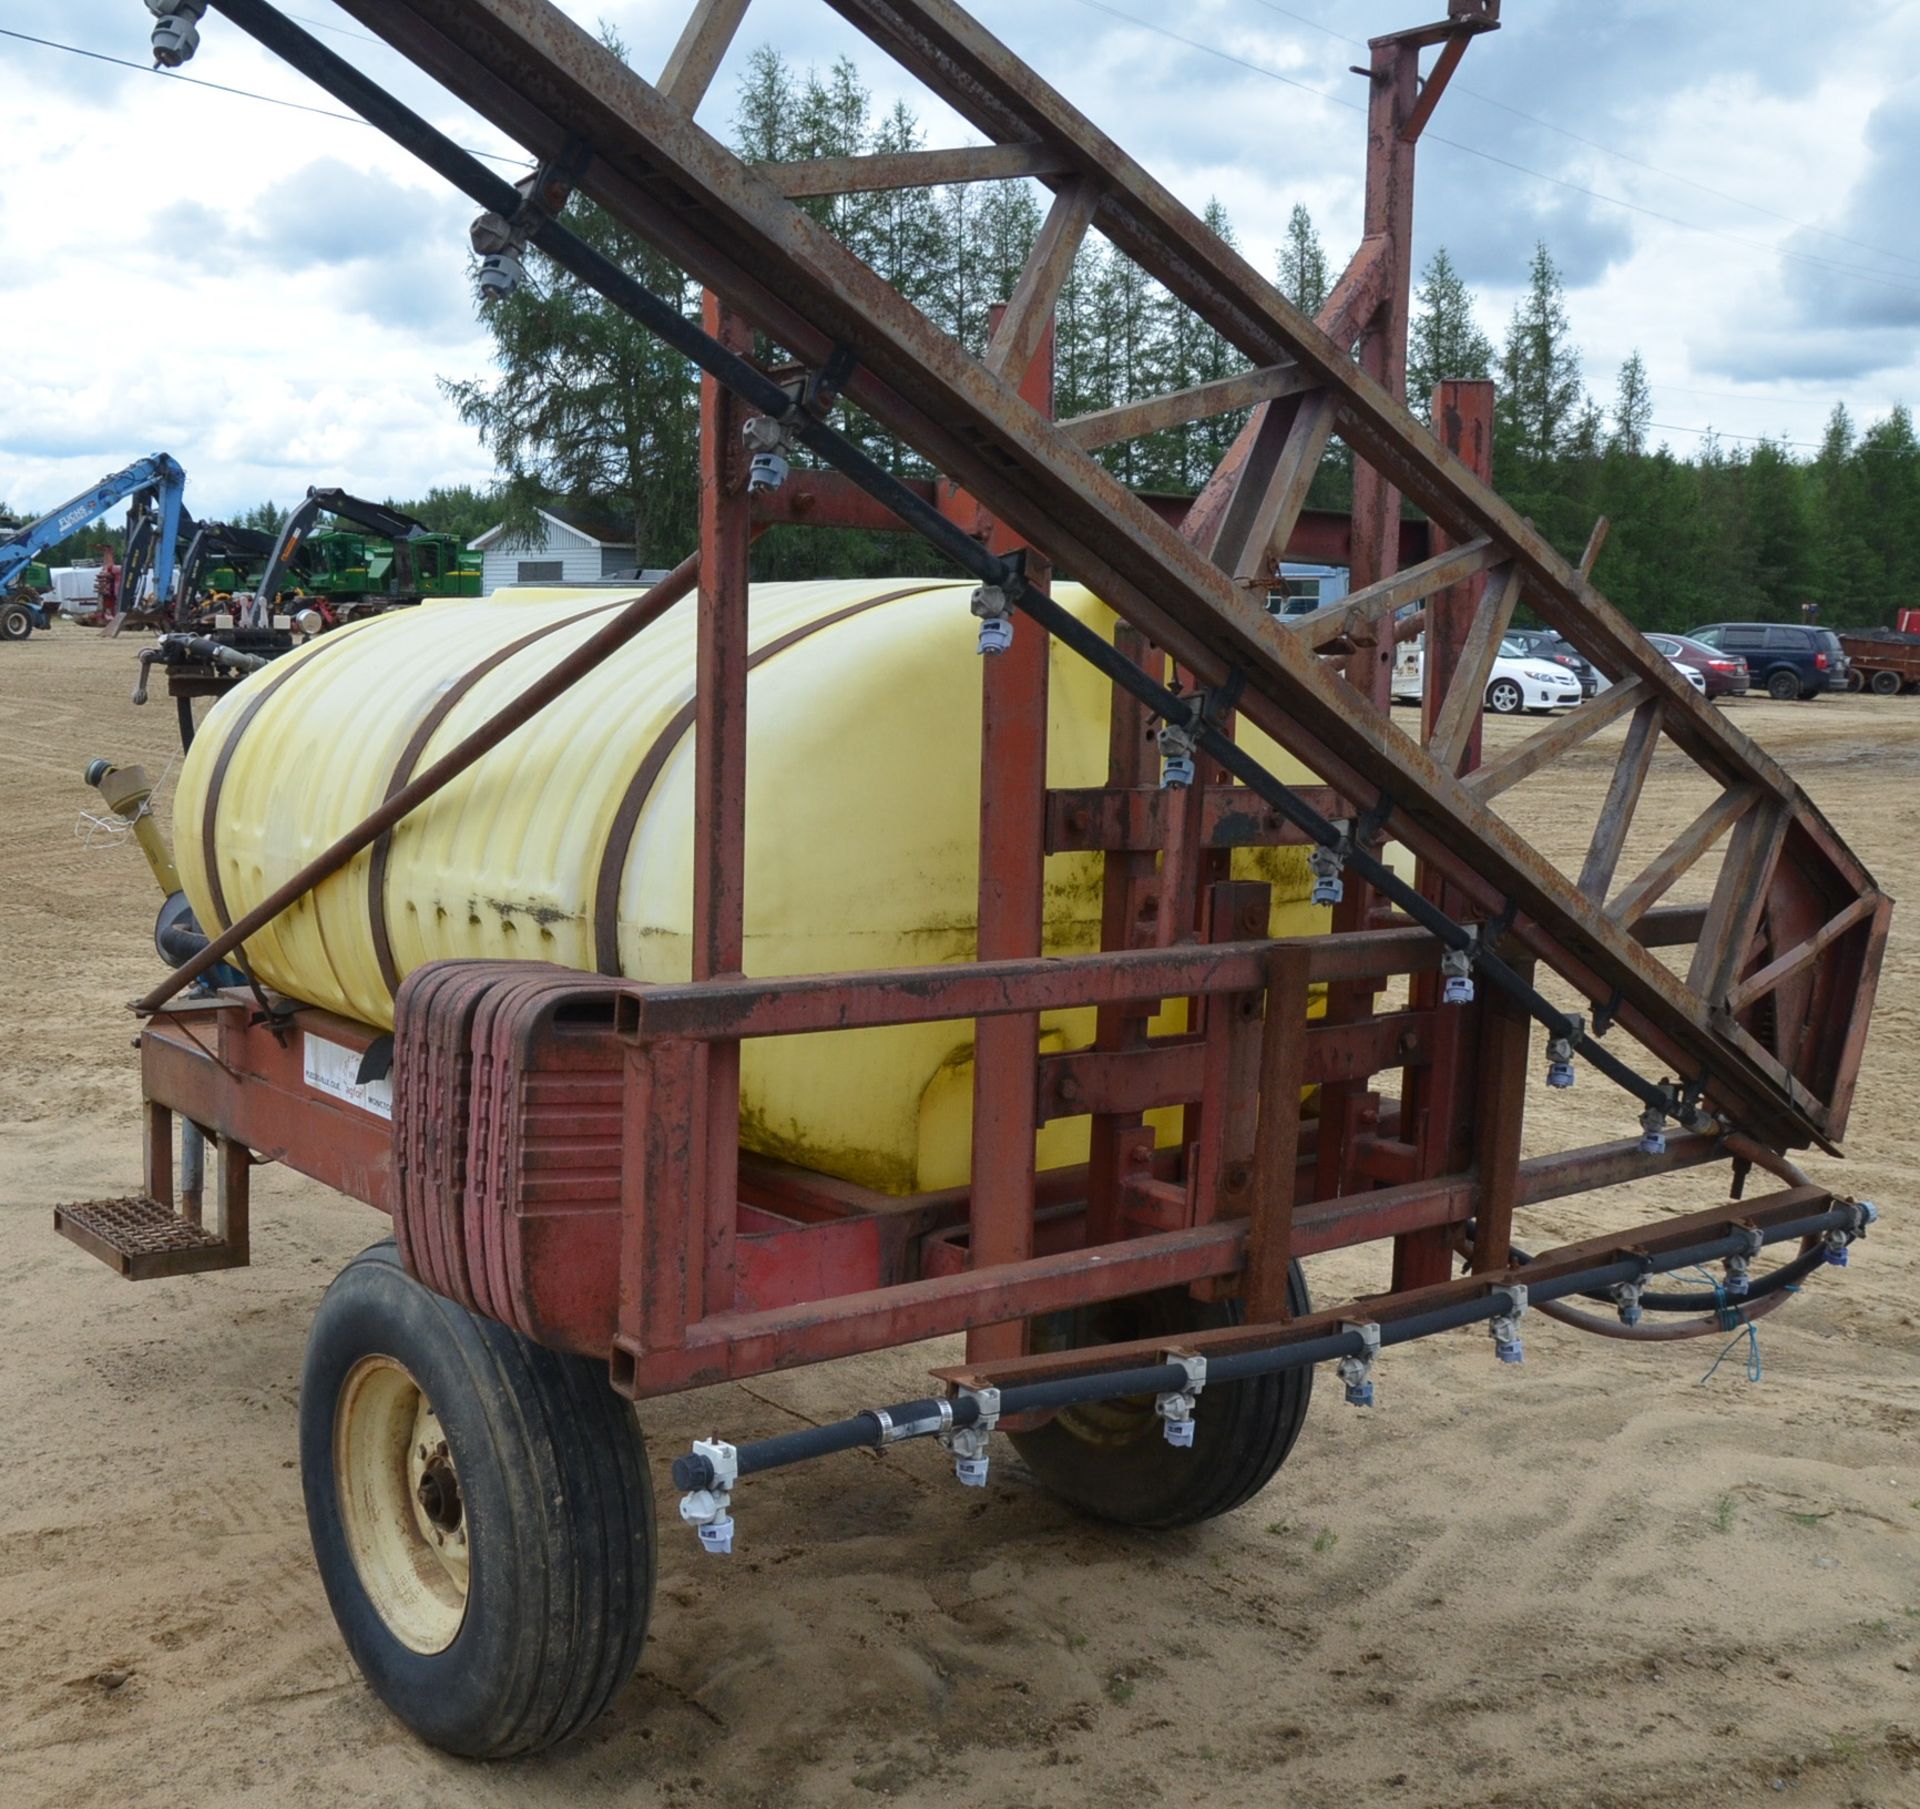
[0,602,33,641]
[301,1242,654,1757]
[1845,670,1865,693]
[1870,668,1902,696]
[1008,1265,1313,1529]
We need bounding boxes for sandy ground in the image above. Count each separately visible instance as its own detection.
[1,629,1916,1809]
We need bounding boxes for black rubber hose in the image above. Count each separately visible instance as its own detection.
[1579,1243,1826,1311]
[1634,1244,1828,1309]
[1475,1221,1831,1312]
[156,920,210,965]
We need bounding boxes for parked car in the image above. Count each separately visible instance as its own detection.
[1668,657,1707,695]
[1502,627,1599,696]
[1391,637,1583,714]
[1646,632,1749,699]
[1688,621,1849,700]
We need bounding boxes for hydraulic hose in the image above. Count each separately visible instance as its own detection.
[1513,1241,1826,1343]
[672,1205,1866,1491]
[1627,1244,1827,1311]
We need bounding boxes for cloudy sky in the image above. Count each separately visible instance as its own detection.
[2,0,1916,521]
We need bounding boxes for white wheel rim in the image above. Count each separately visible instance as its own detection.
[334,1356,471,1654]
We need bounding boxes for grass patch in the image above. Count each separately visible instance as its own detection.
[1713,1494,1735,1533]
[1313,1528,1339,1554]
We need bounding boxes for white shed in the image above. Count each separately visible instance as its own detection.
[471,506,646,594]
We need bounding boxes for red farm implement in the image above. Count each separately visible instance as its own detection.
[61,0,1890,1756]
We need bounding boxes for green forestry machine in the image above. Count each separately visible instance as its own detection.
[254,487,481,624]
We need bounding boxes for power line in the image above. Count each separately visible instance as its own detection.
[286,11,385,49]
[1449,88,1920,276]
[1647,420,1827,451]
[1659,383,1851,412]
[0,26,530,167]
[1239,0,1920,276]
[1059,0,1920,300]
[1066,0,1362,109]
[1416,130,1920,298]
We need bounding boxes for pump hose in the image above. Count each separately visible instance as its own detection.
[1507,1244,1821,1342]
[1469,1133,1829,1343]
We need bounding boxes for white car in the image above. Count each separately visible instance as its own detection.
[1592,658,1709,696]
[1392,635,1584,714]
[1669,658,1707,695]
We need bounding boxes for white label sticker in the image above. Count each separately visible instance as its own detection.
[303,1033,393,1120]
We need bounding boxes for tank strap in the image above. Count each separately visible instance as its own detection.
[367,597,633,995]
[198,618,382,935]
[589,584,955,976]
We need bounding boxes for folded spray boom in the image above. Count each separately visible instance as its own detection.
[671,1202,1875,1551]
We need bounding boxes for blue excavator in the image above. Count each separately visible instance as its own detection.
[0,453,186,641]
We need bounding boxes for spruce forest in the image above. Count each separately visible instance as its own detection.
[436,50,1920,631]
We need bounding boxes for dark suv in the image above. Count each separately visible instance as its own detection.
[1688,622,1850,701]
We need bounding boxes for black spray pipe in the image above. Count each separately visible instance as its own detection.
[672,1206,1864,1491]
[1470,1218,1831,1313]
[210,0,1686,1124]
[1579,1243,1826,1312]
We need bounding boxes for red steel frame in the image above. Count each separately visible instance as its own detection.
[98,0,1870,1409]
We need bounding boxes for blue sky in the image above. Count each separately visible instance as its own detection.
[1,0,1915,518]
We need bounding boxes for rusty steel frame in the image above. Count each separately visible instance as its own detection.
[87,1,1878,1413]
[292,0,1890,1158]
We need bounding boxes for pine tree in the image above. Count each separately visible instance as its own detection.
[1089,243,1171,486]
[970,180,1044,348]
[732,44,794,162]
[1496,242,1585,467]
[1819,402,1856,465]
[441,190,700,564]
[1276,204,1329,317]
[388,484,501,545]
[1158,198,1251,488]
[1855,404,1920,618]
[1405,246,1493,422]
[1611,351,1652,455]
[1051,237,1105,425]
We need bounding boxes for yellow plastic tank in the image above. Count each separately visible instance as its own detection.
[175,580,1328,1193]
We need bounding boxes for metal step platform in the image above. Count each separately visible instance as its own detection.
[53,1194,247,1281]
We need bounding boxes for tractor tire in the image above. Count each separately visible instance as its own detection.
[1485,676,1525,715]
[301,1242,654,1757]
[1007,1264,1314,1530]
[1870,668,1902,696]
[1766,669,1800,702]
[0,602,33,641]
